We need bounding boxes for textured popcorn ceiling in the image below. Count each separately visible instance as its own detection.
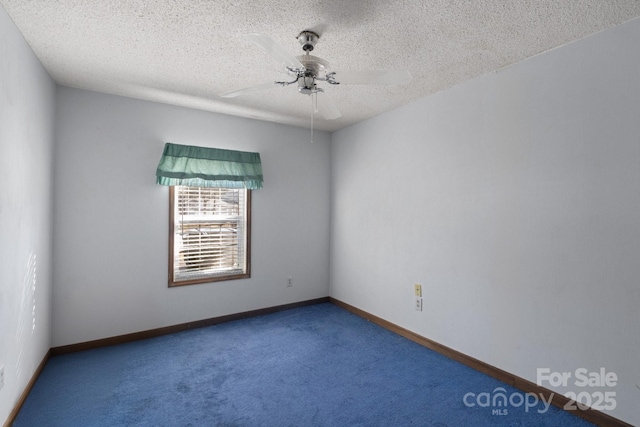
[2,1,640,132]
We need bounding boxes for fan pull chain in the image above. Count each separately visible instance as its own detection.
[310,93,315,143]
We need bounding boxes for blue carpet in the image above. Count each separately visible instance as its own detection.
[15,303,592,426]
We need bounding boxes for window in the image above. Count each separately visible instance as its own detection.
[169,185,250,286]
[156,142,261,286]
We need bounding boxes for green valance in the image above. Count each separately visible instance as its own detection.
[156,143,263,189]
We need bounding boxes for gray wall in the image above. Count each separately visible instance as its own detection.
[52,87,331,346]
[0,6,55,423]
[330,17,640,425]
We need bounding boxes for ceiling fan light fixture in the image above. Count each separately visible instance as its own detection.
[298,82,323,95]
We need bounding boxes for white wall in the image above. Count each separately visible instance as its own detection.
[0,5,55,424]
[52,87,331,347]
[331,18,640,425]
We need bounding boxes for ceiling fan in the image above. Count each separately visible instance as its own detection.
[219,30,412,122]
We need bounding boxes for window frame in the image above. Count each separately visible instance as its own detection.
[168,185,251,287]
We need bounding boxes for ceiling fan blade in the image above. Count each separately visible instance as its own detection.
[316,91,341,120]
[334,69,412,85]
[246,33,305,70]
[219,82,277,98]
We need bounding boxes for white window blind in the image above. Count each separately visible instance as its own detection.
[171,186,249,285]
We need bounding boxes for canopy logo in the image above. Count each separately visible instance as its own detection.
[462,388,553,416]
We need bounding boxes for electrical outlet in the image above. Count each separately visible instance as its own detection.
[414,284,422,297]
[0,364,4,390]
[287,277,293,287]
[415,297,423,311]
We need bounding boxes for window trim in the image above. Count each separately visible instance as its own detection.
[168,186,251,287]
